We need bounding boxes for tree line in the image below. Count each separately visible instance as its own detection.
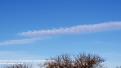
[1,53,119,68]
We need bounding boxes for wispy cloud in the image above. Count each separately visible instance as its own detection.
[19,21,121,38]
[0,38,40,46]
[0,51,43,60]
[0,21,121,45]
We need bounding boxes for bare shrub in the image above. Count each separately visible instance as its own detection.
[44,54,73,68]
[74,53,104,68]
[44,53,104,68]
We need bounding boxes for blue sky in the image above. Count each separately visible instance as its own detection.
[0,0,121,67]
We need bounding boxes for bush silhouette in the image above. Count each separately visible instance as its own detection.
[44,53,104,68]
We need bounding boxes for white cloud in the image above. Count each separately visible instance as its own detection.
[0,51,46,68]
[19,21,121,38]
[0,38,40,46]
[0,51,42,60]
[0,21,121,46]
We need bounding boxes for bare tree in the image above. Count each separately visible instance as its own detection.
[5,64,32,68]
[44,54,73,68]
[44,53,104,68]
[74,53,104,68]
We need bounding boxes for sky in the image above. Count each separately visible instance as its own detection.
[0,0,121,67]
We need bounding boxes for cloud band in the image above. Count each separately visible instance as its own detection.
[20,21,121,38]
